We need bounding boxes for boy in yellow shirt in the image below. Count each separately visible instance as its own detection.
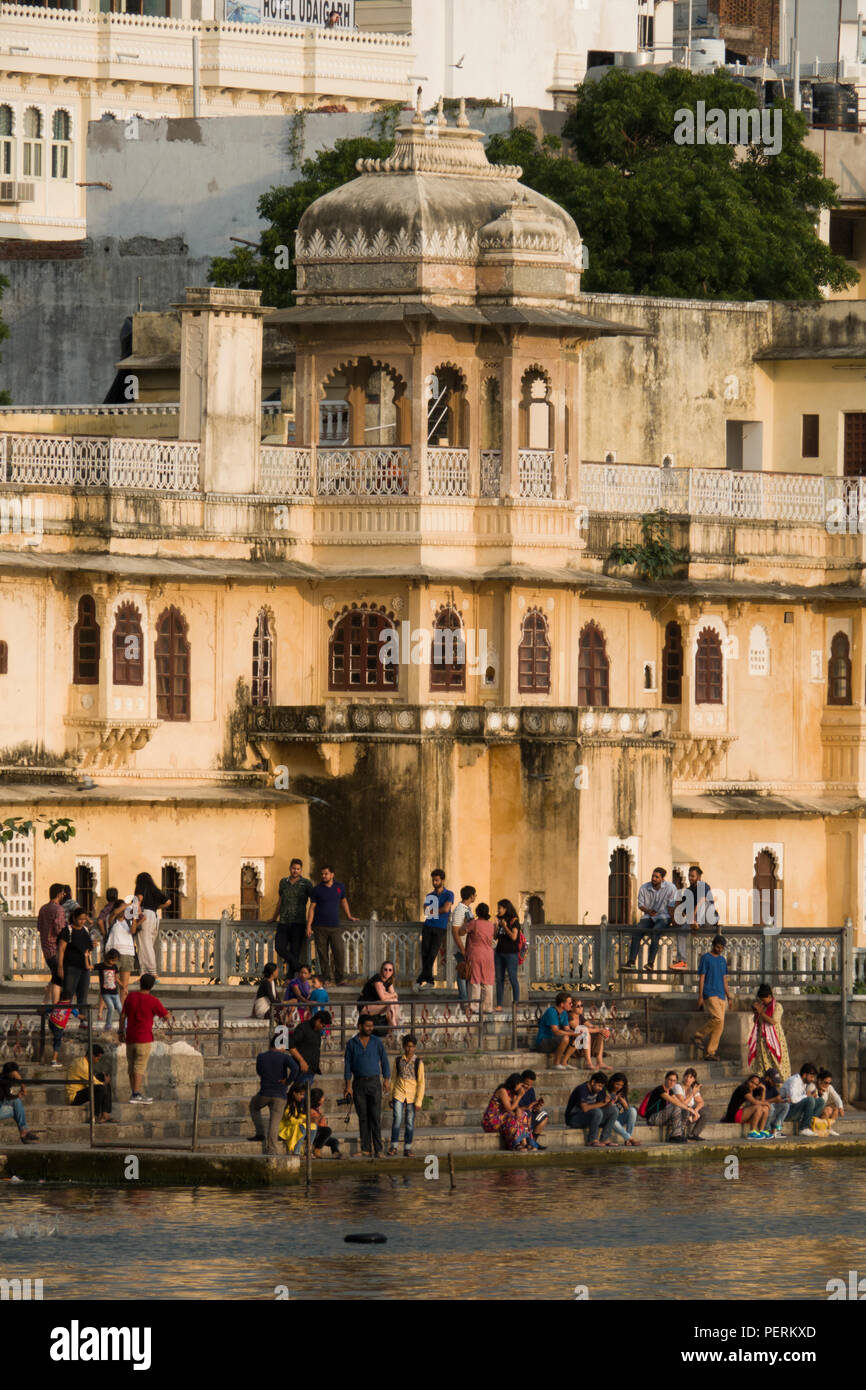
[66,1044,113,1123]
[388,1034,425,1157]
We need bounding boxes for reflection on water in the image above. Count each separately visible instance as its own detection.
[1,1159,865,1300]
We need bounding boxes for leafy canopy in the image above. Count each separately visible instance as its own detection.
[485,68,856,300]
[209,136,393,308]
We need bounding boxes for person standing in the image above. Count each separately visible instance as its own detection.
[305,864,358,987]
[493,898,521,1010]
[693,934,733,1061]
[56,907,93,1018]
[271,858,313,978]
[450,885,476,1004]
[119,973,170,1103]
[414,869,454,992]
[748,983,791,1080]
[96,948,123,1034]
[671,865,717,971]
[105,896,140,1004]
[94,888,120,945]
[288,1010,331,1086]
[343,1014,391,1157]
[131,872,172,980]
[249,1033,298,1154]
[624,867,676,972]
[463,902,496,1013]
[388,1033,425,1157]
[37,882,66,1005]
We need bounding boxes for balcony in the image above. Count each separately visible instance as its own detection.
[0,434,200,491]
[248,704,671,742]
[0,4,413,100]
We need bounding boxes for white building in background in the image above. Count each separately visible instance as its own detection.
[357,0,675,110]
[0,0,412,240]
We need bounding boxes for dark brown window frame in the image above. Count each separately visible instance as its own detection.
[607,847,633,926]
[251,609,273,708]
[328,605,398,694]
[828,631,852,706]
[578,621,610,708]
[695,627,723,705]
[73,595,100,685]
[518,609,551,694]
[112,602,144,687]
[161,863,181,919]
[155,606,191,722]
[661,620,683,704]
[430,606,466,692]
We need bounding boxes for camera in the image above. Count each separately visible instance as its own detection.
[336,1097,352,1106]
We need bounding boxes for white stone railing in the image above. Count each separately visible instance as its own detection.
[519,449,554,499]
[0,434,200,491]
[260,446,312,498]
[427,446,469,497]
[0,403,180,417]
[480,449,502,498]
[581,462,866,525]
[317,447,410,498]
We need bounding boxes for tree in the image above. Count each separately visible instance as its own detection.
[0,270,10,405]
[209,136,394,308]
[486,68,857,300]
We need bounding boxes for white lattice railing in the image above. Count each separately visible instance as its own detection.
[317,447,410,498]
[580,463,866,525]
[519,449,554,499]
[259,446,312,498]
[1,434,201,491]
[480,449,502,498]
[427,446,469,497]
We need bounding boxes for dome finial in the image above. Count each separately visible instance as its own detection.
[457,96,469,128]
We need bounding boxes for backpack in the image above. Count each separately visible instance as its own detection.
[517,930,528,966]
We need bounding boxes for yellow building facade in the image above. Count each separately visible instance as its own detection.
[2,100,866,940]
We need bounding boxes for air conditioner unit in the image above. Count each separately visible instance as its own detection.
[0,182,36,204]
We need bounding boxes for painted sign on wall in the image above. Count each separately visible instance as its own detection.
[226,0,356,27]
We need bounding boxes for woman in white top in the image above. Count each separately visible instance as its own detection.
[105,898,141,1003]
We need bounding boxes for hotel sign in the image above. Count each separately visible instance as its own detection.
[226,0,356,26]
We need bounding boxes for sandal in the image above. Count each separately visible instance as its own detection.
[387,1146,398,1156]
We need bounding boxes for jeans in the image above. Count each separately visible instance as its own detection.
[0,1098,26,1131]
[627,912,671,968]
[454,951,468,1002]
[101,993,122,1027]
[391,1098,416,1150]
[768,1101,790,1129]
[613,1104,638,1142]
[71,1081,112,1118]
[351,1075,383,1155]
[494,952,519,1005]
[313,926,345,985]
[417,924,443,986]
[566,1101,619,1144]
[786,1096,825,1134]
[312,1124,340,1155]
[249,1093,285,1155]
[63,964,91,1012]
[276,922,308,976]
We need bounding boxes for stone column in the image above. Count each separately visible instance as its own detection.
[177,287,269,496]
[500,349,522,501]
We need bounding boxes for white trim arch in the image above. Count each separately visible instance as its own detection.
[74,855,102,899]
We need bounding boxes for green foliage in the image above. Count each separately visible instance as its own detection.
[371,101,404,142]
[0,270,10,406]
[608,511,688,580]
[287,110,308,169]
[0,816,75,913]
[208,136,393,308]
[487,69,857,300]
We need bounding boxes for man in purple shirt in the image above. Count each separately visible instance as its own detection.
[305,864,357,986]
[37,883,66,1005]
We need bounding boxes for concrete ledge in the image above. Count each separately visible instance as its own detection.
[0,1144,301,1186]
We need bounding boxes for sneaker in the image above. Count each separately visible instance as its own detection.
[757,1130,772,1138]
[621,963,637,972]
[670,960,687,970]
[829,1128,841,1137]
[747,1130,766,1139]
[411,982,421,994]
[129,1094,144,1103]
[50,1060,62,1068]
[20,1131,39,1143]
[797,1129,816,1137]
[772,1127,783,1138]
[667,1135,687,1144]
[553,1064,567,1070]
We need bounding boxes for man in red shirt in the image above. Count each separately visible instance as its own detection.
[37,882,66,1005]
[119,973,171,1103]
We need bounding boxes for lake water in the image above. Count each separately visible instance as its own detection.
[2,1158,865,1300]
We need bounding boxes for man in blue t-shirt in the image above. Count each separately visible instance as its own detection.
[693,934,732,1061]
[414,869,454,991]
[564,1072,618,1146]
[534,990,577,1068]
[305,864,358,987]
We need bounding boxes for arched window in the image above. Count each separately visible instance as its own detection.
[520,369,552,451]
[112,603,143,686]
[161,864,181,919]
[0,106,13,178]
[22,107,43,179]
[526,893,545,925]
[251,610,273,708]
[695,627,723,705]
[155,607,190,721]
[329,606,398,693]
[430,607,465,692]
[578,621,609,707]
[73,596,100,685]
[51,109,71,180]
[0,640,7,675]
[319,359,407,449]
[518,609,551,694]
[752,850,778,927]
[828,632,852,706]
[240,864,261,921]
[75,863,95,916]
[662,621,683,704]
[427,366,467,447]
[608,848,633,926]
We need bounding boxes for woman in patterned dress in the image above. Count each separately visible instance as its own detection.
[748,983,790,1080]
[481,1073,535,1150]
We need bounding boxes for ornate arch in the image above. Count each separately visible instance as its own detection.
[327,600,397,632]
[328,603,398,693]
[240,858,265,894]
[522,362,552,389]
[161,856,189,895]
[319,358,407,398]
